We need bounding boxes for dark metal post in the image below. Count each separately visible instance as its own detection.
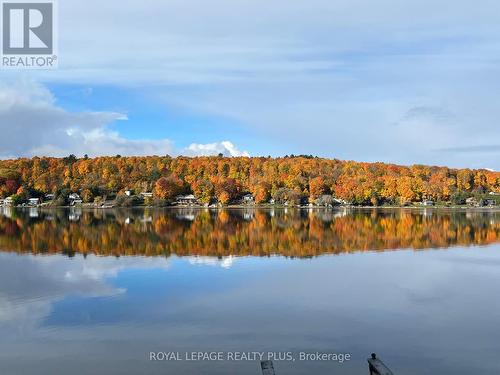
[367,353,394,375]
[261,360,276,375]
[369,353,377,375]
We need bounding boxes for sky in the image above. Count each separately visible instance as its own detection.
[1,0,499,169]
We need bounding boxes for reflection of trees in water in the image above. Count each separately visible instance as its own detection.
[0,208,499,258]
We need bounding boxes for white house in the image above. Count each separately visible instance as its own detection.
[28,197,41,206]
[176,194,198,205]
[69,193,83,205]
[4,197,14,206]
[140,192,153,198]
[242,193,254,203]
[422,199,434,206]
[466,197,478,206]
[333,198,348,205]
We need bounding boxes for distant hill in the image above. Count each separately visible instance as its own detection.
[0,155,498,205]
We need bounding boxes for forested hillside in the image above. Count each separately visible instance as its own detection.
[0,155,498,205]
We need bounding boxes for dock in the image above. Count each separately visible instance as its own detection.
[260,353,394,374]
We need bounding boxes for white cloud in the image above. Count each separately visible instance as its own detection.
[183,141,249,157]
[0,80,247,158]
[0,80,173,157]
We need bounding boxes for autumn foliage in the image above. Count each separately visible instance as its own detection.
[154,175,184,200]
[0,155,498,205]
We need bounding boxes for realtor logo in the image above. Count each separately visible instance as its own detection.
[1,0,57,68]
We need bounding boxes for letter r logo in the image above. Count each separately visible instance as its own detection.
[2,2,53,54]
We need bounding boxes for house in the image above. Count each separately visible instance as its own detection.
[28,197,41,206]
[466,197,478,206]
[269,198,275,204]
[4,197,14,206]
[484,199,497,206]
[242,193,254,203]
[69,193,83,206]
[176,194,198,205]
[422,199,434,206]
[124,190,133,196]
[333,198,348,206]
[45,194,55,201]
[315,194,341,207]
[140,192,153,198]
[71,198,83,206]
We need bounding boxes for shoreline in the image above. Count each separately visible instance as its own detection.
[5,204,500,212]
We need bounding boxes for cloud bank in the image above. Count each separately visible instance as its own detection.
[183,141,249,157]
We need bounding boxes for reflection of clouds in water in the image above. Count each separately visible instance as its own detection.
[0,296,52,327]
[0,254,171,328]
[186,256,236,269]
[0,253,242,330]
[1,248,500,374]
[57,256,170,281]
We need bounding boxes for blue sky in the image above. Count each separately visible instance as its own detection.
[48,84,252,149]
[47,81,289,156]
[0,0,499,168]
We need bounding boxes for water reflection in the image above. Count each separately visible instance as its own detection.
[1,248,500,375]
[0,207,499,257]
[1,207,500,374]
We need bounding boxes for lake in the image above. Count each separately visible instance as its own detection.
[0,207,499,374]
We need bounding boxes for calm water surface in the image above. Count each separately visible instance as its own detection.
[0,207,499,374]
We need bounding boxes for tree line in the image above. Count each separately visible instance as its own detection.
[0,155,498,205]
